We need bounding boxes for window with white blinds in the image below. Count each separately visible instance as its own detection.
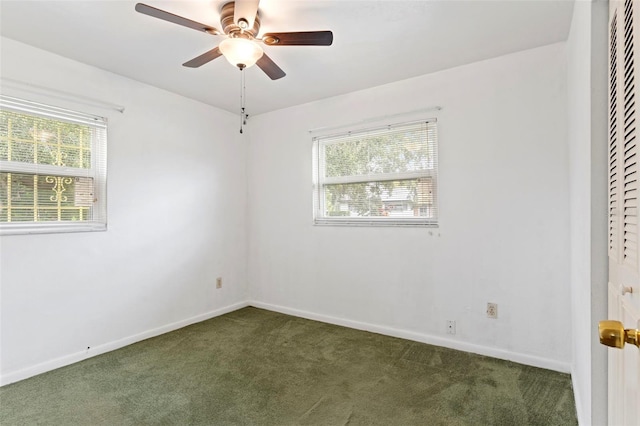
[0,95,107,234]
[312,120,438,227]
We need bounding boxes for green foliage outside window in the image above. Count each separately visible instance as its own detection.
[0,110,92,168]
[322,130,435,217]
[0,110,94,223]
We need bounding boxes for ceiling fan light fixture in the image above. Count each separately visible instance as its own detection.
[219,37,264,69]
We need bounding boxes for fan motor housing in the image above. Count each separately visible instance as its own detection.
[220,2,261,38]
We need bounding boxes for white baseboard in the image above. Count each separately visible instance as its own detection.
[1,299,572,387]
[249,300,572,374]
[0,301,250,386]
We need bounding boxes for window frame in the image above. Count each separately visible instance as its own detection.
[0,95,107,235]
[312,119,438,227]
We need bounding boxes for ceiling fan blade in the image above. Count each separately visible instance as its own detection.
[182,47,223,68]
[234,0,260,30]
[135,3,220,35]
[256,53,286,80]
[262,31,333,46]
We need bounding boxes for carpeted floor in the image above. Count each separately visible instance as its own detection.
[0,307,577,425]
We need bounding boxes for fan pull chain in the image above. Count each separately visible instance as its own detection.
[239,66,249,134]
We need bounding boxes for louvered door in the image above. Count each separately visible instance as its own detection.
[607,1,640,425]
[622,0,639,270]
[610,5,620,262]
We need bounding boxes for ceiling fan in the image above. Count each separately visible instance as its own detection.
[135,1,333,80]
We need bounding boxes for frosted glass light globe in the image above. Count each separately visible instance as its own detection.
[219,38,264,68]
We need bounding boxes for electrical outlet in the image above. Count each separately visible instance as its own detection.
[446,320,456,335]
[216,277,222,289]
[487,303,498,319]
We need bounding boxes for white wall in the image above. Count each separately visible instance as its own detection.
[0,33,580,392]
[0,38,249,384]
[247,43,572,371]
[567,1,608,425]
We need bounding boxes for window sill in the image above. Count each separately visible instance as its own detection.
[314,218,438,228]
[0,222,107,236]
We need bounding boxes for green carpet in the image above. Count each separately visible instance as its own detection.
[0,307,577,425]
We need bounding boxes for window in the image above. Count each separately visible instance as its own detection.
[313,119,438,227]
[0,95,107,234]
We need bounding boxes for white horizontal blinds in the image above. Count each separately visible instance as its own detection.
[315,120,437,225]
[0,95,107,225]
[611,7,620,260]
[622,0,638,267]
[0,95,109,128]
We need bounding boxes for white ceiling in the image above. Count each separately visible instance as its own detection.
[0,0,575,116]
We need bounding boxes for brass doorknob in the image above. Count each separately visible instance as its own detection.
[599,320,640,349]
